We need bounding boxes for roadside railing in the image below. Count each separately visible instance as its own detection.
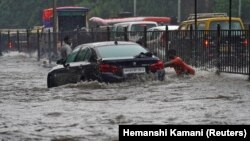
[0,26,249,79]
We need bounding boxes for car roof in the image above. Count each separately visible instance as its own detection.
[113,21,158,26]
[147,25,179,31]
[75,41,138,49]
[181,17,243,23]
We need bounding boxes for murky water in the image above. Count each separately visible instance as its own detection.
[0,52,250,141]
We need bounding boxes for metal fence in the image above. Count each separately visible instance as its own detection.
[0,26,249,78]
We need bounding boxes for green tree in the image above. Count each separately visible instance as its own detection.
[213,0,250,23]
[0,0,250,28]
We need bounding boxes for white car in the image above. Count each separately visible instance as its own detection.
[112,21,158,42]
[146,25,179,59]
[147,25,179,31]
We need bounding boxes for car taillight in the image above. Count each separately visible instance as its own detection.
[243,39,248,47]
[204,39,209,47]
[8,41,13,48]
[99,63,120,73]
[150,60,164,72]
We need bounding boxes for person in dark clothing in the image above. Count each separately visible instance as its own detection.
[164,49,195,75]
[60,36,72,60]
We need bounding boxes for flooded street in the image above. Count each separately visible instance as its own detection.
[0,52,250,141]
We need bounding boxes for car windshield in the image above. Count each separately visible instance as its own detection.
[209,21,242,30]
[131,24,156,31]
[96,44,148,58]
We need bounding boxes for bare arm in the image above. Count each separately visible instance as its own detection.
[164,61,172,67]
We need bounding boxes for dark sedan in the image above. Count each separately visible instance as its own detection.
[47,41,165,88]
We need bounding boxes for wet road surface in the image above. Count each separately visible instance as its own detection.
[0,52,250,141]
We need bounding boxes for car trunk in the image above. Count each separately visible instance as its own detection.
[100,57,161,77]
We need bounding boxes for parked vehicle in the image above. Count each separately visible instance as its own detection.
[170,13,248,65]
[47,41,165,88]
[147,25,179,44]
[89,16,173,27]
[178,13,245,30]
[112,21,158,42]
[138,25,179,60]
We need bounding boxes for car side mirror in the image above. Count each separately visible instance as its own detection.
[144,52,153,57]
[56,59,69,67]
[63,63,70,68]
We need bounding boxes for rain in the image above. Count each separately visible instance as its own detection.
[0,0,250,140]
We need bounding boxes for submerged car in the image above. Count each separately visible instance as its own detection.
[47,41,165,88]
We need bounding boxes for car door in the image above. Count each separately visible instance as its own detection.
[48,50,79,87]
[51,49,82,87]
[73,47,98,81]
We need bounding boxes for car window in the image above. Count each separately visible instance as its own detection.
[65,51,78,63]
[116,26,125,37]
[75,48,91,62]
[84,48,92,61]
[147,31,153,40]
[96,44,147,58]
[187,24,195,30]
[131,24,156,31]
[209,21,242,30]
[147,30,160,41]
[151,30,161,40]
[179,24,187,30]
[198,23,205,30]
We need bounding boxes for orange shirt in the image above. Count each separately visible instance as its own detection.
[170,57,195,75]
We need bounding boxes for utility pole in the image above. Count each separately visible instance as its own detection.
[53,0,58,57]
[229,0,232,30]
[194,0,198,67]
[0,32,2,56]
[194,0,197,31]
[239,0,242,17]
[134,0,136,16]
[53,0,57,33]
[177,0,181,23]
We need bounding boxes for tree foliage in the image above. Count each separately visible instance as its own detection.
[0,0,249,29]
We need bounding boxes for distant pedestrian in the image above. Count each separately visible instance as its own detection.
[60,36,72,60]
[164,49,195,75]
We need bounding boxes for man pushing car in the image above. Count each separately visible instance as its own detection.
[164,49,195,76]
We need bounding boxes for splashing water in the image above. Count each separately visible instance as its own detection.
[0,52,249,140]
